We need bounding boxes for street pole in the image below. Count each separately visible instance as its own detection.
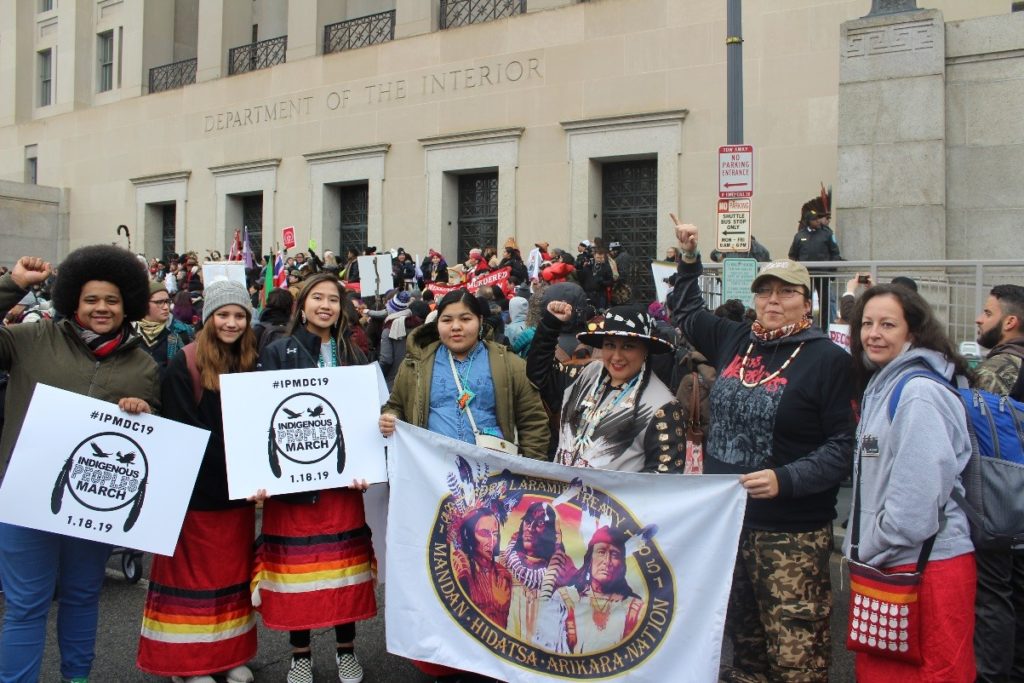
[726,0,743,145]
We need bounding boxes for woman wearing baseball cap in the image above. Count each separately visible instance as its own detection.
[666,219,855,682]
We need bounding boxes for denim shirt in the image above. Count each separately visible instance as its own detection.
[427,342,503,445]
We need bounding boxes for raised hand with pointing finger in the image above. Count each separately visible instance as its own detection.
[669,213,699,254]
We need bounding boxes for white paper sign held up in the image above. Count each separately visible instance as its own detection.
[220,365,387,499]
[0,384,209,556]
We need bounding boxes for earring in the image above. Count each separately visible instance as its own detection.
[301,312,307,325]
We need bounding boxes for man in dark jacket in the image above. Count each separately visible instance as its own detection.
[788,211,841,262]
[972,284,1024,683]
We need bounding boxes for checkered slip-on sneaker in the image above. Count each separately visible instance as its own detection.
[336,650,364,683]
[286,656,314,683]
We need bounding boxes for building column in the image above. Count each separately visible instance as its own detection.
[395,0,440,39]
[837,7,946,259]
[196,0,251,83]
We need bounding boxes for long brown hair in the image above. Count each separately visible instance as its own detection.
[195,314,257,391]
[849,284,972,392]
[286,273,355,364]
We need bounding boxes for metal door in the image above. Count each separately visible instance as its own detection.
[161,204,176,262]
[242,194,263,259]
[602,159,658,302]
[457,173,499,263]
[338,183,369,254]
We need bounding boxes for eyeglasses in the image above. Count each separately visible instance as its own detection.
[753,286,804,300]
[149,299,172,307]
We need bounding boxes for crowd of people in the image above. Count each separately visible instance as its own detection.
[0,216,1021,683]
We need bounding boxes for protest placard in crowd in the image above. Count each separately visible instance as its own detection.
[0,384,208,555]
[220,365,388,499]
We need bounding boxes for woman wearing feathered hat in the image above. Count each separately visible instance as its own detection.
[0,246,160,683]
[526,301,687,472]
[666,218,854,683]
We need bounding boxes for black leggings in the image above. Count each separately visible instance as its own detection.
[289,623,356,649]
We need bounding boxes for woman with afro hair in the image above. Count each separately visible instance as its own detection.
[0,245,160,683]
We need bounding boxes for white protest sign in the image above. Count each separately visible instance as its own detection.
[0,385,209,556]
[722,258,757,309]
[716,198,752,252]
[357,254,394,298]
[829,323,852,353]
[220,365,387,499]
[651,260,677,303]
[202,261,247,288]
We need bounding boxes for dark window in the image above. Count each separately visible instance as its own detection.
[25,145,38,185]
[242,195,263,259]
[338,184,369,255]
[40,0,53,12]
[98,31,114,92]
[161,204,176,262]
[39,49,52,106]
[457,173,499,263]
[602,159,658,303]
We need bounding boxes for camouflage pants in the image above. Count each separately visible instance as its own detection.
[719,526,833,683]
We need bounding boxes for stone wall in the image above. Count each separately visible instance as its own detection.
[0,181,69,268]
[837,7,1024,260]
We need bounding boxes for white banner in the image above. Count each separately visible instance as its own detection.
[0,384,209,556]
[220,365,388,499]
[651,260,676,304]
[385,423,747,682]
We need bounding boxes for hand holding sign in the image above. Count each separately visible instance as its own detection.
[670,213,699,252]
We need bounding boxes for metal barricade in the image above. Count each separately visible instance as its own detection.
[693,259,1024,347]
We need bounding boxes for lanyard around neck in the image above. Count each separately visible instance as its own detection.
[447,344,482,436]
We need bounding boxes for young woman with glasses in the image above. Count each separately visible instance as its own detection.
[136,281,193,381]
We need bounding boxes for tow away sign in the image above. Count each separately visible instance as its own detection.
[716,199,751,252]
[719,145,753,198]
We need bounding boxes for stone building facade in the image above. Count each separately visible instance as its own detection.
[0,0,1014,278]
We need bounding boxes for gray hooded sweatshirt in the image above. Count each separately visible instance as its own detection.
[844,347,974,568]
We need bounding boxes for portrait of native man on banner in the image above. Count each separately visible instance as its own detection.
[429,455,674,678]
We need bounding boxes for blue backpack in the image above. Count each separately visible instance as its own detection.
[889,369,1024,549]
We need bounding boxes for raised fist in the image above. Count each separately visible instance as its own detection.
[11,257,52,290]
[546,301,573,323]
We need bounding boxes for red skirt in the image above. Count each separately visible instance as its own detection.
[855,552,976,683]
[253,488,377,630]
[137,507,257,677]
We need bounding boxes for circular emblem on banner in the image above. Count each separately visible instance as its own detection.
[269,392,342,466]
[58,431,148,513]
[428,464,675,678]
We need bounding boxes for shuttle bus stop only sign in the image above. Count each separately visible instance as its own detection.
[716,199,751,252]
[719,145,753,198]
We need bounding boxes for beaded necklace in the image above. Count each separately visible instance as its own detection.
[738,342,804,388]
[317,337,338,368]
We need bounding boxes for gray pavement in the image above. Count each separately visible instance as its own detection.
[2,486,857,682]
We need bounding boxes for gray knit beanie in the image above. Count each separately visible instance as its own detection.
[201,280,253,324]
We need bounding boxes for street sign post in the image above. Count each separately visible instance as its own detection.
[719,145,753,198]
[716,198,751,252]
